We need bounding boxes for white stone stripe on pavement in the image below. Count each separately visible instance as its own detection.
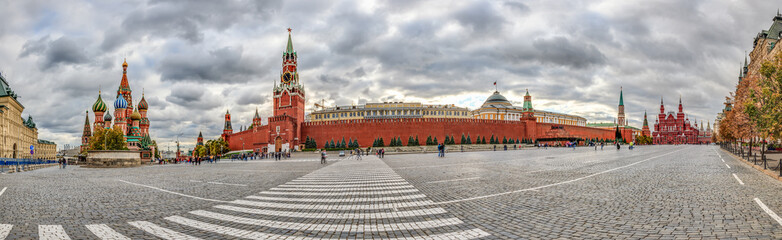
[230,199,434,210]
[270,184,413,191]
[754,198,782,226]
[164,216,290,240]
[128,221,202,240]
[0,187,6,197]
[38,225,70,240]
[732,173,745,185]
[189,180,248,187]
[166,215,487,240]
[725,163,731,169]
[0,224,12,239]
[85,224,131,240]
[294,176,404,181]
[119,180,230,203]
[190,210,463,232]
[245,194,427,203]
[259,188,420,196]
[213,204,449,219]
[426,177,480,184]
[289,178,405,184]
[276,181,410,188]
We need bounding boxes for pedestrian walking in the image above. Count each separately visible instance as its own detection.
[380,148,385,158]
[320,150,327,164]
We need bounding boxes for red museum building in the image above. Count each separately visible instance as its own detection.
[652,97,711,144]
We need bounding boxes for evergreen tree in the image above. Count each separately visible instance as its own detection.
[444,136,450,145]
[415,135,420,145]
[461,134,466,144]
[426,136,433,145]
[466,134,472,144]
[482,136,487,144]
[433,137,438,145]
[378,137,385,147]
[490,135,495,144]
[502,136,507,144]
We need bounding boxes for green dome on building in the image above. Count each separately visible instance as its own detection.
[92,93,107,112]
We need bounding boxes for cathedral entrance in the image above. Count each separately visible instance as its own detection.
[275,137,282,152]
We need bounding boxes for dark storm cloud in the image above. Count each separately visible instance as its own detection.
[158,46,267,83]
[100,0,282,51]
[165,84,221,110]
[19,35,89,70]
[453,1,507,35]
[531,37,607,69]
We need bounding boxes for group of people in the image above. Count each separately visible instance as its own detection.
[437,143,445,157]
[58,158,68,169]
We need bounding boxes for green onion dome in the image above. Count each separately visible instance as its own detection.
[92,93,107,112]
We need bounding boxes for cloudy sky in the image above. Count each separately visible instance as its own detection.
[0,0,777,150]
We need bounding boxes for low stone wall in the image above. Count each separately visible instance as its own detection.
[85,150,142,168]
[371,144,534,154]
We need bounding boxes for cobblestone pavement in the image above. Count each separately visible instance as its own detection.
[1,145,782,239]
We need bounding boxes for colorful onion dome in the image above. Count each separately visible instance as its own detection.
[103,111,113,122]
[92,92,107,112]
[138,95,148,110]
[114,93,128,109]
[130,107,141,121]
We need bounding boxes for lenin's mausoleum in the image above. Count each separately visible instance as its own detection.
[221,29,702,153]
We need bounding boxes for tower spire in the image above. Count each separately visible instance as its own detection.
[619,86,624,106]
[286,28,294,53]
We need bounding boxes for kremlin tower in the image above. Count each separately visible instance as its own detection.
[618,87,625,126]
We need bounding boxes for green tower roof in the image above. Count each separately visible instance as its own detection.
[619,87,624,106]
[286,29,294,53]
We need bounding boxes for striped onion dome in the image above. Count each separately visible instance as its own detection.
[114,93,128,109]
[92,93,107,112]
[138,95,148,110]
[130,107,141,121]
[103,111,112,122]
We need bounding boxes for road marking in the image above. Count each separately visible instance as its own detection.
[523,169,548,174]
[128,221,202,240]
[277,181,409,188]
[231,199,433,210]
[214,204,448,219]
[290,178,405,183]
[0,187,6,197]
[754,198,782,226]
[732,173,745,185]
[435,147,688,205]
[190,210,463,232]
[246,194,427,203]
[426,177,480,184]
[118,179,229,203]
[85,224,130,240]
[270,184,413,191]
[189,180,249,186]
[725,164,731,169]
[166,215,487,240]
[38,225,70,240]
[0,224,12,239]
[259,188,420,196]
[721,158,725,162]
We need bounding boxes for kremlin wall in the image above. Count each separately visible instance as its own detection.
[220,29,640,153]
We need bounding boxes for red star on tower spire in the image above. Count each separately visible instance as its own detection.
[287,28,292,33]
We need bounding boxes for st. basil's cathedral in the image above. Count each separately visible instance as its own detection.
[81,60,155,156]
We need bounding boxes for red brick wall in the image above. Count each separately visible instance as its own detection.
[301,118,529,148]
[227,125,270,151]
[536,123,616,141]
